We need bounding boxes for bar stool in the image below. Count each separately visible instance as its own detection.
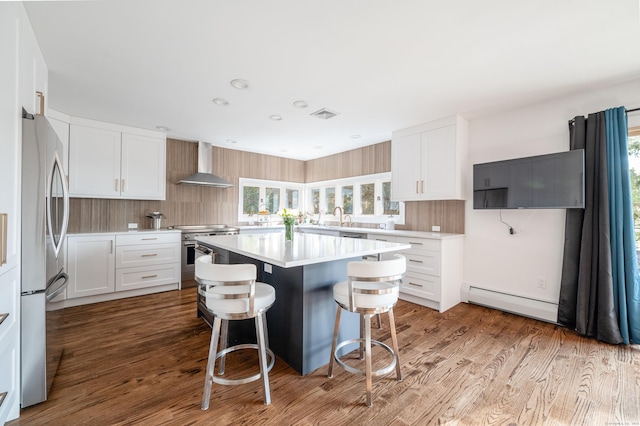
[327,254,406,407]
[196,255,276,409]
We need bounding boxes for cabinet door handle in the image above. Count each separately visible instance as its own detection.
[421,180,425,193]
[408,282,423,288]
[115,179,119,192]
[0,313,8,326]
[122,179,126,192]
[141,253,158,257]
[409,259,423,263]
[415,180,419,194]
[110,240,113,254]
[409,241,424,246]
[0,391,7,408]
[142,238,158,241]
[141,274,158,279]
[1,213,7,266]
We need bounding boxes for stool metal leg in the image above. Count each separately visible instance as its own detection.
[359,315,365,360]
[364,313,373,407]
[255,312,271,405]
[327,307,342,378]
[388,308,402,381]
[218,319,229,375]
[202,316,222,410]
[376,313,382,329]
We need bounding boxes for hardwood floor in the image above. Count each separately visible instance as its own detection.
[10,288,639,425]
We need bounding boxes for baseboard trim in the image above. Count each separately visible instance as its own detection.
[467,285,558,323]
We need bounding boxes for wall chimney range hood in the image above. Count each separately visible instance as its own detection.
[177,141,233,188]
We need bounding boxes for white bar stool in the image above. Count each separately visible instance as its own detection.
[196,255,276,409]
[327,254,406,407]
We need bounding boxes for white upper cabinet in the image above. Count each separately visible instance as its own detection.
[391,115,468,201]
[68,117,166,200]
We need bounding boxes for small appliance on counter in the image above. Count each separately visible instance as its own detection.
[146,212,165,230]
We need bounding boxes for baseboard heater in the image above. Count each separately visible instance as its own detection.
[467,286,558,323]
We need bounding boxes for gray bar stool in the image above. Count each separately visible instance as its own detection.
[196,255,276,409]
[327,254,406,407]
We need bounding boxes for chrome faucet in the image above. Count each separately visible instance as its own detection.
[333,206,343,227]
[343,214,352,227]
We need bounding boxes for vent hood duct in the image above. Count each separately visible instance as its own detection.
[177,141,233,187]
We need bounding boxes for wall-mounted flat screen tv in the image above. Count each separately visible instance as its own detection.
[473,149,585,209]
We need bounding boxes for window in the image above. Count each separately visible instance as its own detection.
[239,173,404,225]
[306,172,404,225]
[361,183,375,215]
[238,178,305,221]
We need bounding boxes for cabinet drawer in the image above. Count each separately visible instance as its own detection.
[0,273,18,341]
[116,232,180,246]
[401,272,440,302]
[367,234,397,243]
[396,236,440,252]
[115,263,180,291]
[0,331,18,424]
[115,243,179,268]
[405,251,440,277]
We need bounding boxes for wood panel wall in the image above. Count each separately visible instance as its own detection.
[68,138,464,234]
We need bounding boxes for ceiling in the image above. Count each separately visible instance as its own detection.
[24,0,640,161]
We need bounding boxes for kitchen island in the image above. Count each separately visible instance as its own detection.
[196,232,410,375]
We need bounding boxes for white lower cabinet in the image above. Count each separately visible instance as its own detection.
[66,234,116,298]
[66,231,180,306]
[115,233,180,291]
[0,266,19,424]
[367,233,464,313]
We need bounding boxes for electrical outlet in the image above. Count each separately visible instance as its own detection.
[537,277,546,289]
[128,223,138,229]
[264,263,272,274]
[432,225,441,232]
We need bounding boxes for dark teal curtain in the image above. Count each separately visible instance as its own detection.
[605,107,640,344]
[559,107,640,345]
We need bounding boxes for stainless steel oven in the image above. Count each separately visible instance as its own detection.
[168,225,239,284]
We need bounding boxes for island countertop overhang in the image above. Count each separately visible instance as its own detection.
[195,233,411,268]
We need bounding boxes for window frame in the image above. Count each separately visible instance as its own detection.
[238,173,404,225]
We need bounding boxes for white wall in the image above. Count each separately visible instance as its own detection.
[463,77,640,320]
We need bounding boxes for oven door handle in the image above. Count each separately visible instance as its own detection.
[195,244,212,256]
[183,241,196,247]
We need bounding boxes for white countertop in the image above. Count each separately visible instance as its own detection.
[196,233,411,268]
[67,228,181,237]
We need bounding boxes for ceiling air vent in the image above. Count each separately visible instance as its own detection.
[310,108,339,120]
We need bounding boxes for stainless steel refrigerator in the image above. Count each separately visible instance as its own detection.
[21,110,70,407]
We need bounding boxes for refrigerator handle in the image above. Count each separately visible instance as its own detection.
[46,270,69,301]
[47,152,70,258]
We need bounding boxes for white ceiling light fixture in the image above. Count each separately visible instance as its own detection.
[310,108,339,120]
[230,79,249,89]
[155,125,170,132]
[314,145,323,149]
[226,139,237,144]
[269,115,283,121]
[212,98,229,106]
[292,100,308,109]
[350,134,361,139]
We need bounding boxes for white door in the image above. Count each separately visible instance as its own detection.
[68,125,121,198]
[422,124,456,199]
[120,133,166,200]
[66,235,115,298]
[391,133,423,201]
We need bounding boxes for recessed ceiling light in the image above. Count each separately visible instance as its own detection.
[292,100,308,109]
[280,149,288,153]
[230,79,249,89]
[155,126,170,132]
[226,139,237,144]
[269,115,283,121]
[314,145,323,149]
[350,134,361,139]
[212,98,229,106]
